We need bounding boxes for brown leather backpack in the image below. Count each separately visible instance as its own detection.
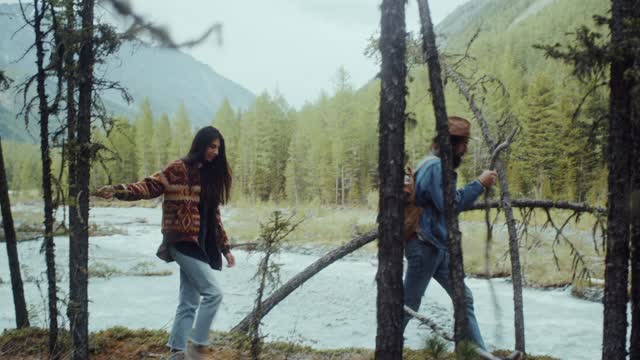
[404,165,423,241]
[404,155,437,241]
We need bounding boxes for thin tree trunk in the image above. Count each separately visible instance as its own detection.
[335,172,339,205]
[446,65,526,352]
[250,250,272,360]
[417,0,468,348]
[64,0,78,261]
[631,119,640,360]
[629,6,640,358]
[602,0,634,358]
[69,1,95,358]
[376,0,407,358]
[65,0,80,351]
[34,0,59,355]
[341,166,345,206]
[0,137,30,328]
[629,73,640,360]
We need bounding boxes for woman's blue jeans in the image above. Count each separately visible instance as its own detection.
[166,246,223,351]
[403,238,487,351]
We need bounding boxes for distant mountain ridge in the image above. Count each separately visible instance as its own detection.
[0,2,255,141]
[437,0,558,38]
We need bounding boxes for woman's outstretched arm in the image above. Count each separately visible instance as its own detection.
[95,170,167,201]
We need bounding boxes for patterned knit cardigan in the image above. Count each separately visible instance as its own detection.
[113,159,231,262]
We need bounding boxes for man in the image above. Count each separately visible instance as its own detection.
[403,116,498,351]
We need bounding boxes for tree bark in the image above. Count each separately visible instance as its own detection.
[629,56,640,360]
[33,0,59,355]
[69,0,95,358]
[631,112,640,360]
[602,0,634,358]
[64,0,80,344]
[628,6,640,359]
[0,137,30,328]
[376,0,407,358]
[446,66,525,352]
[417,0,468,348]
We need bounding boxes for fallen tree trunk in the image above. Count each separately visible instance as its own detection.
[403,305,453,342]
[404,306,519,360]
[466,199,606,214]
[230,242,259,251]
[231,230,378,333]
[404,306,521,360]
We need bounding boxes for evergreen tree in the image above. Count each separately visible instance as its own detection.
[518,73,563,196]
[169,103,193,160]
[107,118,138,184]
[284,110,310,204]
[213,98,240,179]
[156,113,172,167]
[134,98,157,177]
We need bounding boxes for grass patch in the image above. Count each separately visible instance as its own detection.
[127,261,173,277]
[0,215,126,243]
[0,327,559,360]
[89,261,172,279]
[224,201,377,248]
[459,217,604,290]
[89,263,123,279]
[91,198,163,208]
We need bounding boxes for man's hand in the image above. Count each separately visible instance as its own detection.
[478,170,498,188]
[224,251,236,268]
[94,185,115,199]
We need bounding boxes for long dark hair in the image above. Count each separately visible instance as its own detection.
[182,126,232,205]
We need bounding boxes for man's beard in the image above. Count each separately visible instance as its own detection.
[453,155,463,168]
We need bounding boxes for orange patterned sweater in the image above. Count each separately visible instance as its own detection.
[113,159,230,262]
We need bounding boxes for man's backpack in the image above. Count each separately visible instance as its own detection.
[403,156,436,241]
[404,165,423,241]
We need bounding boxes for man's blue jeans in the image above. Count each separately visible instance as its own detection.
[166,246,224,351]
[403,238,487,351]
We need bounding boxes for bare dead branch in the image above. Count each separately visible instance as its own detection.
[405,306,518,360]
[100,0,222,48]
[450,26,481,70]
[466,198,606,214]
[445,58,526,351]
[403,306,454,342]
[489,126,519,169]
[572,80,608,123]
[17,1,35,28]
[13,41,37,64]
[230,242,259,251]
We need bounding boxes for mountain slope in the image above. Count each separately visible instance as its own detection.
[0,2,255,141]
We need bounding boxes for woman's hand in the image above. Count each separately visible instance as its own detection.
[224,251,236,268]
[94,185,116,200]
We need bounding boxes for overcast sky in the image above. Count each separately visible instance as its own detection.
[3,0,470,108]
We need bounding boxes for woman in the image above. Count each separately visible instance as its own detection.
[95,126,235,360]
